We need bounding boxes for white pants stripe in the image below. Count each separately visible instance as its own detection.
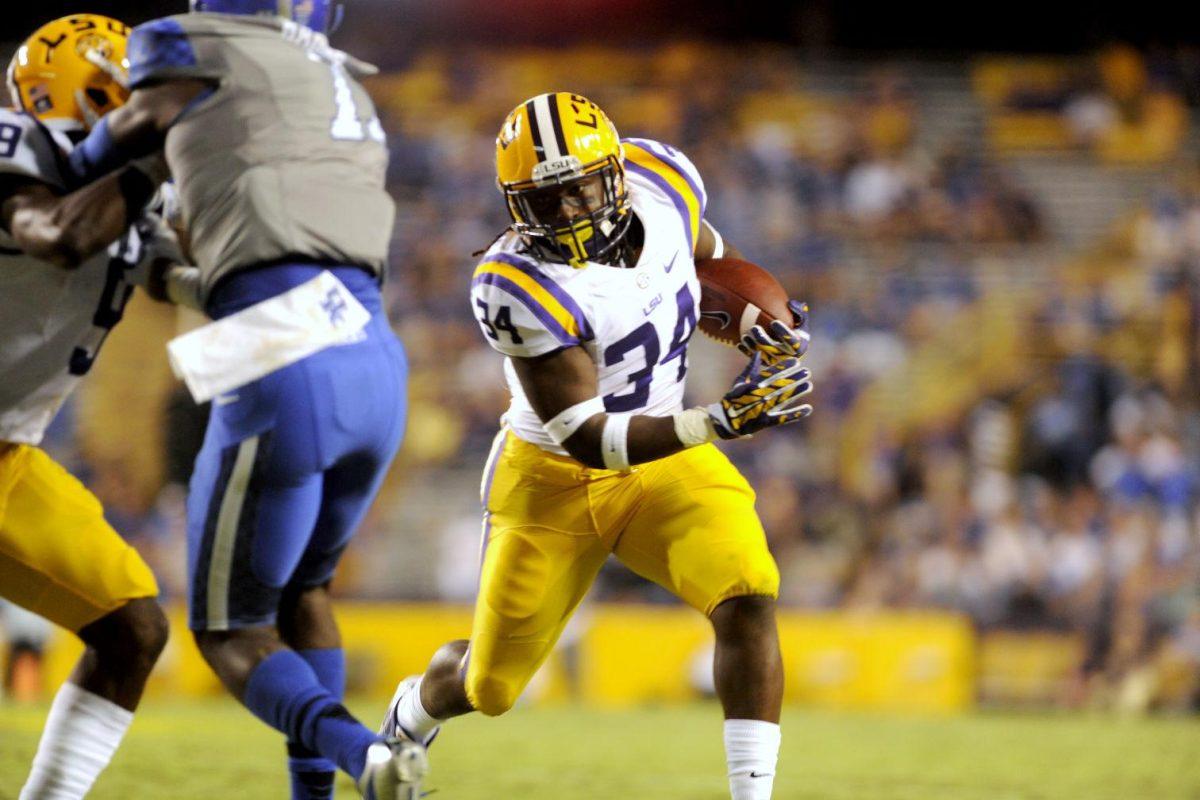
[206,435,260,630]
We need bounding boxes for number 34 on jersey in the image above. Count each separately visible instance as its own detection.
[470,236,700,435]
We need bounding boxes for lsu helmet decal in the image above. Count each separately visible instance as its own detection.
[7,14,131,131]
[496,92,633,267]
[190,0,344,34]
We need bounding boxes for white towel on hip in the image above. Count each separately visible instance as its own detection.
[167,271,372,404]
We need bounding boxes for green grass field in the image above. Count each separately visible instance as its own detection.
[1,698,1197,799]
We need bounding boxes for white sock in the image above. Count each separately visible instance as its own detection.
[394,677,442,745]
[724,719,781,800]
[19,682,134,800]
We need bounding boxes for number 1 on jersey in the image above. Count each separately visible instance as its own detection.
[324,58,384,143]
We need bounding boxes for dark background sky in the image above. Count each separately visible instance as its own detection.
[6,1,1200,61]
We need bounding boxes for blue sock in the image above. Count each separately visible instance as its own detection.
[243,650,377,780]
[287,649,346,800]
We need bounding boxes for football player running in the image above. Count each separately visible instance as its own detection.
[1,15,176,799]
[54,2,415,798]
[382,93,812,800]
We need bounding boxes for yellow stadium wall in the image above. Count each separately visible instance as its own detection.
[28,604,976,713]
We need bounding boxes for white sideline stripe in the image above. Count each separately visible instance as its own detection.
[533,95,562,161]
[207,436,260,630]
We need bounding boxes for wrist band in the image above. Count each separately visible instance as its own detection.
[601,414,632,471]
[674,407,718,447]
[703,219,725,259]
[544,397,605,446]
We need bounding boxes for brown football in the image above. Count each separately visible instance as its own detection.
[696,257,791,346]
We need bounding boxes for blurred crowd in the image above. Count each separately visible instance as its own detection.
[5,44,1199,711]
[978,43,1194,162]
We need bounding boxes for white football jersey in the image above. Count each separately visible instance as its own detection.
[0,109,147,445]
[470,138,707,455]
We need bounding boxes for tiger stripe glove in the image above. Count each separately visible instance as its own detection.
[738,300,811,363]
[707,353,813,439]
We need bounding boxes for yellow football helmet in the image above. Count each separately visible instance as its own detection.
[496,92,632,266]
[6,14,132,131]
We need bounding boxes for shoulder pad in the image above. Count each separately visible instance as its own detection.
[470,252,592,358]
[622,138,707,253]
[128,16,218,89]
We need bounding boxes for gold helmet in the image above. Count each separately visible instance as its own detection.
[7,14,132,131]
[496,92,632,266]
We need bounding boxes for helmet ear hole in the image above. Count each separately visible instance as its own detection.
[85,87,110,108]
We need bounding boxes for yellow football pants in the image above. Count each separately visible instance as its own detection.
[465,433,779,716]
[0,444,158,632]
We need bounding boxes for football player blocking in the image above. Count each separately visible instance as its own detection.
[18,1,421,799]
[0,16,174,800]
[382,93,813,800]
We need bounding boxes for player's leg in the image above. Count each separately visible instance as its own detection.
[389,434,609,738]
[0,444,168,800]
[396,521,609,737]
[276,449,403,799]
[611,444,783,800]
[189,325,409,794]
[70,598,170,710]
[278,582,344,800]
[276,321,408,798]
[187,428,382,785]
[709,596,784,799]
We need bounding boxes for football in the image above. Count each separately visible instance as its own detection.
[695,257,792,345]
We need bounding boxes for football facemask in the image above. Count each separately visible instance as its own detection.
[496,92,632,267]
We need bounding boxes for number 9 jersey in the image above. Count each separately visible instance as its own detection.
[0,109,152,445]
[470,138,706,456]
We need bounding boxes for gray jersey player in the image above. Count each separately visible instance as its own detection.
[55,3,419,798]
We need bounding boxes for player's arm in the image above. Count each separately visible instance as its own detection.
[67,79,213,184]
[68,16,218,183]
[695,218,745,261]
[0,172,143,269]
[512,347,689,468]
[511,345,813,471]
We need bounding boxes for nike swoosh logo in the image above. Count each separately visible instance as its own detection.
[750,772,771,779]
[664,253,678,273]
[700,310,731,328]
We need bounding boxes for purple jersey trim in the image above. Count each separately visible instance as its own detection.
[625,160,693,252]
[624,138,707,218]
